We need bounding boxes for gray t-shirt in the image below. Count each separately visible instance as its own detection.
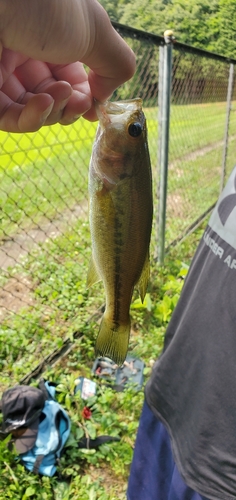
[146,166,236,500]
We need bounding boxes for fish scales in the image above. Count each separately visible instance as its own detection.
[88,98,153,365]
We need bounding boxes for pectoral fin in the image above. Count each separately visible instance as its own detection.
[136,253,150,303]
[87,256,101,288]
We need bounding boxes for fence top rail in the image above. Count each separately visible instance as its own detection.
[112,21,236,65]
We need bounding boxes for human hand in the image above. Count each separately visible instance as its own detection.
[0,0,135,132]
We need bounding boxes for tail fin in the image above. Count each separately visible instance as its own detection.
[95,315,130,366]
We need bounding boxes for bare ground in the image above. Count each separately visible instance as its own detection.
[0,201,88,318]
[169,135,236,170]
[0,201,88,270]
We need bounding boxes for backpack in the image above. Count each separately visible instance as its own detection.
[19,380,70,477]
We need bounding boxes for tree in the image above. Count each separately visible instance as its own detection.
[98,0,125,22]
[119,0,164,34]
[209,0,236,57]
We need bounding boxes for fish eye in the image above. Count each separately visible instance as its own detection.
[128,122,142,138]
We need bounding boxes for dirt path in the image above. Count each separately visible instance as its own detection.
[0,202,88,318]
[0,201,88,270]
[169,135,236,169]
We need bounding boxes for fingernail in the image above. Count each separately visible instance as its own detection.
[73,90,92,114]
[61,114,82,125]
[40,101,54,124]
[59,97,70,112]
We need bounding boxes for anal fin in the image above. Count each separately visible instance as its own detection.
[87,256,101,288]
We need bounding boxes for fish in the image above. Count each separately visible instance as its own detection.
[87,98,153,365]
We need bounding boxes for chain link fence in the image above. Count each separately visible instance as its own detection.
[162,43,236,254]
[0,23,235,387]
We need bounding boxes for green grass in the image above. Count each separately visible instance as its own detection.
[0,120,97,238]
[169,101,233,159]
[0,120,96,169]
[145,101,236,162]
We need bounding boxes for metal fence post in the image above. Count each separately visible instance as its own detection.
[220,63,234,192]
[157,31,174,264]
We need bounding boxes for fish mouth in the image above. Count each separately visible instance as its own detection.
[96,98,143,128]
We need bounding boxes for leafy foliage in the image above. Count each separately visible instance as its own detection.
[100,0,236,58]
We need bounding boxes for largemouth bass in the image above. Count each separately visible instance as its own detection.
[88,98,153,365]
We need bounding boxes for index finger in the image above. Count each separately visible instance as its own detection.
[82,21,136,103]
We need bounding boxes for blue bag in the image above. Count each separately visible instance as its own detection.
[19,381,70,477]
